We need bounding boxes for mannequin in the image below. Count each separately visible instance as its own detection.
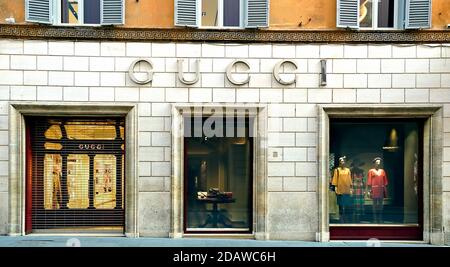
[331,156,353,223]
[351,160,365,222]
[367,157,389,223]
[52,163,63,209]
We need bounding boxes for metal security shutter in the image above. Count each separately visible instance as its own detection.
[25,0,52,24]
[101,0,125,25]
[175,0,198,27]
[337,0,359,29]
[405,0,431,29]
[245,0,269,28]
[27,117,125,233]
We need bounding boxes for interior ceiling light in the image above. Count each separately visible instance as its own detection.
[383,128,399,151]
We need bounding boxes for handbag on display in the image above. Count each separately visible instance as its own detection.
[329,183,336,192]
[329,168,338,192]
[206,188,233,200]
[207,188,220,197]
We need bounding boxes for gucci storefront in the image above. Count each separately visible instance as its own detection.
[0,38,448,245]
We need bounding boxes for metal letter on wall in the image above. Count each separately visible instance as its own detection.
[178,59,200,85]
[128,59,154,85]
[226,60,251,86]
[320,59,327,86]
[273,60,298,85]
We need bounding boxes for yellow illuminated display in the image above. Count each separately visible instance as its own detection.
[94,154,117,209]
[42,120,123,211]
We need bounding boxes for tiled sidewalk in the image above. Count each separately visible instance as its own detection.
[0,236,440,247]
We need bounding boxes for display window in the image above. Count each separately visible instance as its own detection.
[26,117,125,233]
[329,119,423,240]
[184,116,253,233]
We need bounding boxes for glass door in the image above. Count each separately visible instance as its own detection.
[184,116,254,233]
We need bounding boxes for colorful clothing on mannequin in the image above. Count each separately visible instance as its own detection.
[351,168,365,216]
[368,167,388,223]
[367,168,388,199]
[331,167,352,196]
[332,166,352,223]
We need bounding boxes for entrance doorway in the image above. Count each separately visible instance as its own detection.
[183,116,254,233]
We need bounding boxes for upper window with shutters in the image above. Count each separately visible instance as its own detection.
[58,0,99,25]
[359,0,399,29]
[175,0,269,29]
[337,0,431,30]
[25,0,124,26]
[201,0,244,28]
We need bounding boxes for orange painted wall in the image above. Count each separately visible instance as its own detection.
[269,0,450,30]
[0,0,24,23]
[269,0,336,29]
[432,0,450,29]
[125,0,174,28]
[0,0,448,30]
[0,0,174,28]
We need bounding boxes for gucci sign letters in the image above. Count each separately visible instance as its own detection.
[128,59,315,86]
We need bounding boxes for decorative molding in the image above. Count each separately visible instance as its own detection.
[0,24,449,43]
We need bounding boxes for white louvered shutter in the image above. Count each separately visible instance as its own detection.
[25,0,52,24]
[101,0,124,25]
[175,0,198,27]
[405,0,431,29]
[336,0,359,29]
[245,0,269,28]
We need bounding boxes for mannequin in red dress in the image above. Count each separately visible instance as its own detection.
[367,157,388,223]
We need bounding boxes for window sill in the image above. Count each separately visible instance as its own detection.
[182,233,255,239]
[330,224,420,227]
[359,27,403,31]
[51,24,103,28]
[199,26,245,30]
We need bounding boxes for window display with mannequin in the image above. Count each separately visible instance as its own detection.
[329,119,422,240]
[331,156,353,223]
[351,159,366,222]
[367,157,389,223]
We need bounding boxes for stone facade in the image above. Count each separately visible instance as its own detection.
[0,39,449,243]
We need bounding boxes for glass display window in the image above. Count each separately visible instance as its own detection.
[67,154,89,209]
[94,154,117,209]
[44,154,63,210]
[329,119,423,231]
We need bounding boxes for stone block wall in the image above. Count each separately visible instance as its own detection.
[0,39,449,241]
